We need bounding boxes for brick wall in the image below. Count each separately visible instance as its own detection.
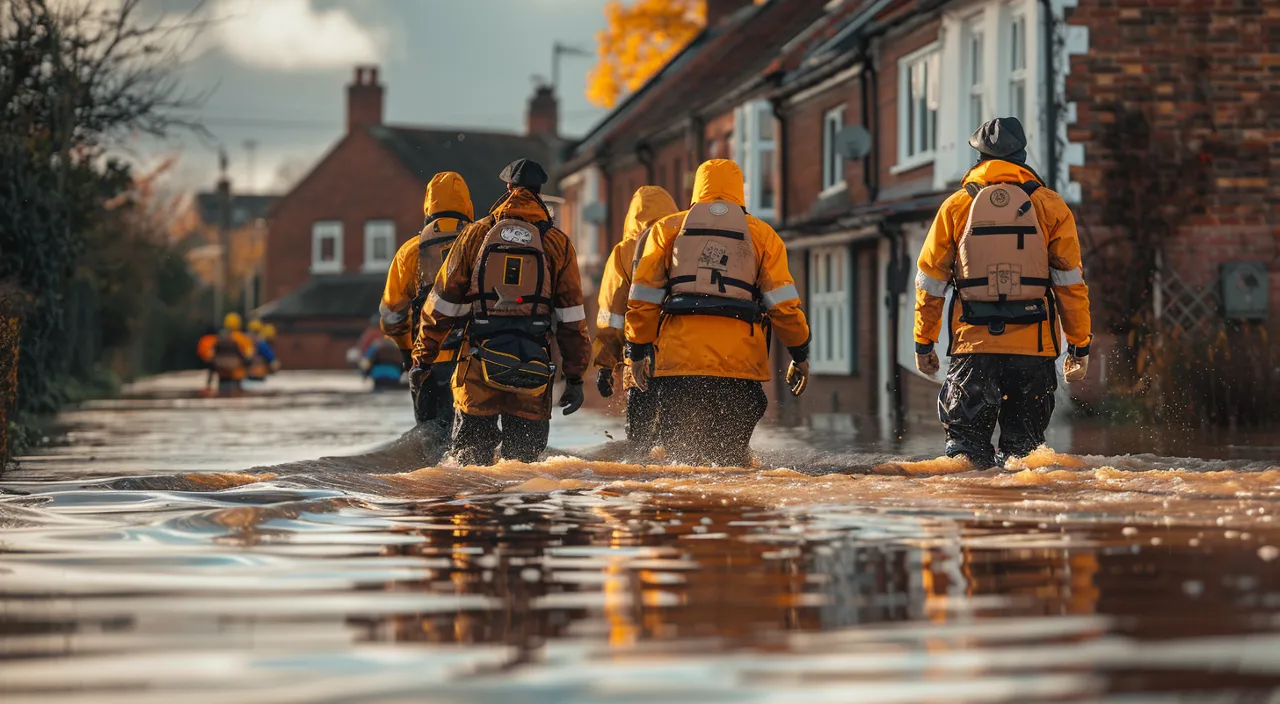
[875,17,942,196]
[782,79,871,222]
[273,318,369,370]
[265,130,425,302]
[1066,0,1280,319]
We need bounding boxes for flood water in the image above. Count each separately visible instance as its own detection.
[4,371,1280,702]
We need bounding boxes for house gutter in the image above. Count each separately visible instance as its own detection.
[771,98,789,226]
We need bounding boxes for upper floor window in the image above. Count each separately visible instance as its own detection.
[966,19,986,131]
[311,221,342,274]
[1008,12,1028,123]
[896,43,940,170]
[363,220,395,272]
[734,100,776,221]
[808,245,855,375]
[822,105,847,193]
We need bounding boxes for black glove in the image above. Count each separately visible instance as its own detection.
[559,377,585,415]
[595,368,614,398]
[400,349,413,373]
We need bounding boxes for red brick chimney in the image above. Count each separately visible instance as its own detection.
[347,65,383,133]
[705,0,752,26]
[526,85,558,138]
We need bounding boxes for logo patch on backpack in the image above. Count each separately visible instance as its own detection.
[698,241,729,270]
[500,226,533,244]
[989,189,1010,208]
[709,203,730,216]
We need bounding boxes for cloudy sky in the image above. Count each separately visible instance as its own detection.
[129,0,611,194]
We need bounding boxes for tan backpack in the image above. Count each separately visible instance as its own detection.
[953,180,1053,336]
[662,201,763,322]
[463,218,556,395]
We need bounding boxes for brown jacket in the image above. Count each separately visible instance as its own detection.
[413,187,592,382]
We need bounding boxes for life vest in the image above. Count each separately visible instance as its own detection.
[464,218,555,395]
[211,332,246,377]
[662,201,763,323]
[411,213,472,329]
[953,180,1052,335]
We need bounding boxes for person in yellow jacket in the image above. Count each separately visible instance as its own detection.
[411,159,591,465]
[379,172,474,430]
[593,185,679,448]
[625,159,811,467]
[914,117,1092,468]
[198,312,256,394]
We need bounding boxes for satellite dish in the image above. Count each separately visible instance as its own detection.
[836,125,873,160]
[582,201,607,225]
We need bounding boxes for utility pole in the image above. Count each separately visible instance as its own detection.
[215,148,232,324]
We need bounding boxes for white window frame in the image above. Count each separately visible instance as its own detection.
[932,0,1046,191]
[821,105,847,194]
[893,42,941,174]
[966,18,986,133]
[808,245,854,375]
[733,100,777,222]
[1007,10,1029,125]
[362,219,395,273]
[311,221,343,274]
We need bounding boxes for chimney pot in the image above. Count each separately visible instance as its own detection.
[347,64,384,133]
[526,85,559,139]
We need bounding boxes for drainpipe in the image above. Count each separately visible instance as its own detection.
[771,99,788,224]
[635,142,655,184]
[865,44,881,203]
[1038,0,1059,190]
[881,219,906,436]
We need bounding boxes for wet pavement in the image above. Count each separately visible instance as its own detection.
[4,370,1280,702]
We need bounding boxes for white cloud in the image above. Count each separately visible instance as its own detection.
[203,0,383,71]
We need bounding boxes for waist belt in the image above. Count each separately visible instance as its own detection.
[662,293,764,323]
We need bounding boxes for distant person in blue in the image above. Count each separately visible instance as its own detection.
[246,319,279,382]
[362,335,406,390]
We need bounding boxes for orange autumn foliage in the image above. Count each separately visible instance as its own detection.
[586,0,704,108]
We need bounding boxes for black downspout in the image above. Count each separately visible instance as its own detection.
[1038,0,1058,190]
[771,98,790,412]
[866,46,881,203]
[859,46,878,203]
[771,99,788,226]
[881,220,905,437]
[636,142,655,185]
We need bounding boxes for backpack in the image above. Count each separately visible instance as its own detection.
[464,218,555,395]
[661,201,763,323]
[954,181,1051,334]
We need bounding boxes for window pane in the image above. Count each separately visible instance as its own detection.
[970,95,983,131]
[970,33,983,86]
[373,236,389,261]
[825,253,833,294]
[321,237,335,261]
[825,308,833,360]
[757,107,773,142]
[1012,80,1026,121]
[759,146,775,210]
[1012,16,1025,71]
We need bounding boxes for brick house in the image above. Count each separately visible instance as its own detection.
[561,0,1279,433]
[259,67,562,369]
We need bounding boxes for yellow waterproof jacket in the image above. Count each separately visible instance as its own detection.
[914,160,1092,356]
[592,186,679,371]
[379,172,474,353]
[626,159,810,381]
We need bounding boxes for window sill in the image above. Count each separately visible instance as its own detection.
[310,264,342,275]
[889,153,935,176]
[818,182,847,199]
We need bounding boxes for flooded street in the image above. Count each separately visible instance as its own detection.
[4,371,1280,702]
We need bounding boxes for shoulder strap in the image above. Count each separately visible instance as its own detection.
[963,181,984,198]
[1018,181,1041,197]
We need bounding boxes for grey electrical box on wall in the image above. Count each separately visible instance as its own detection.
[1220,261,1269,321]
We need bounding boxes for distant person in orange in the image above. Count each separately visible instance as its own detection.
[197,312,255,394]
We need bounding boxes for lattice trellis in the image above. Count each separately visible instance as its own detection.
[1156,269,1220,334]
